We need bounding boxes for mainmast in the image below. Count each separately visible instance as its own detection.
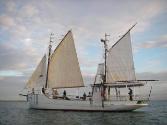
[45,33,54,88]
[101,33,109,107]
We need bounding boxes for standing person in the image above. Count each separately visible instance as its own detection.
[63,90,66,99]
[83,92,86,100]
[32,88,35,94]
[128,88,133,101]
[88,92,92,97]
[42,87,45,94]
[88,92,92,104]
[52,89,58,99]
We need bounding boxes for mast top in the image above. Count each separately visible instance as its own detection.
[101,33,110,43]
[49,33,54,45]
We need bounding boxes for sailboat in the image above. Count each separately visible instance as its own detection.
[25,25,154,111]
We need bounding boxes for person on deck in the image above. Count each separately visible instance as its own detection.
[87,92,92,97]
[128,88,133,101]
[83,92,86,100]
[42,87,45,94]
[88,92,92,104]
[32,88,35,94]
[52,89,58,99]
[63,90,66,99]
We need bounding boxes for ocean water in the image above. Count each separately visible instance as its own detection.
[0,101,167,125]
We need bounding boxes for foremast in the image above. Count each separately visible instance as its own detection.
[45,33,54,88]
[100,33,110,107]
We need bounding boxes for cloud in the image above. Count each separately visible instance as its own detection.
[0,41,44,79]
[0,70,23,77]
[5,1,16,13]
[137,35,167,49]
[0,15,16,29]
[0,0,166,76]
[19,4,38,17]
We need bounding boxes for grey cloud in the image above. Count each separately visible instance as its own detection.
[133,35,167,54]
[0,0,166,77]
[138,35,167,49]
[0,15,16,28]
[0,43,40,73]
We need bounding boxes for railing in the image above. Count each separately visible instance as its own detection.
[106,95,149,101]
[28,89,149,103]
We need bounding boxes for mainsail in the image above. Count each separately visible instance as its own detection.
[48,31,84,88]
[26,55,46,88]
[106,31,136,83]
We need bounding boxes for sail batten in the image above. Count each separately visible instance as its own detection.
[48,31,84,88]
[106,31,136,83]
[26,55,46,88]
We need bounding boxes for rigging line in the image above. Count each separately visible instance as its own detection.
[109,23,137,51]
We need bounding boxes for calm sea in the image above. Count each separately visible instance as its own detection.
[0,100,167,125]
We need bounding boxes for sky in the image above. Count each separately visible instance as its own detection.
[0,0,167,100]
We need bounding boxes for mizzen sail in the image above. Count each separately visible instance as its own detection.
[48,31,84,88]
[26,55,46,88]
[106,31,136,83]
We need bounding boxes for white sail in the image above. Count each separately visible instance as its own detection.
[97,63,104,75]
[26,55,46,88]
[48,31,84,88]
[106,31,136,83]
[95,63,104,84]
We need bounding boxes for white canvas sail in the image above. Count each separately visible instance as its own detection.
[106,31,136,83]
[48,31,84,88]
[95,63,104,84]
[26,55,46,88]
[97,63,104,75]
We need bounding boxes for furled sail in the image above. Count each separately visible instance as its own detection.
[106,31,136,83]
[48,31,84,88]
[26,55,46,88]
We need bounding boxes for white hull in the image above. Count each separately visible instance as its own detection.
[27,94,148,112]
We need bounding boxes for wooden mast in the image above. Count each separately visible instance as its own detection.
[45,33,54,88]
[101,33,109,107]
